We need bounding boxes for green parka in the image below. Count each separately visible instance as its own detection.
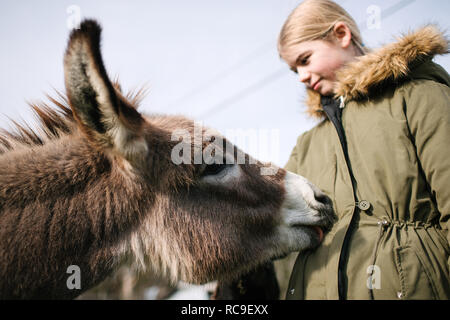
[285,26,450,300]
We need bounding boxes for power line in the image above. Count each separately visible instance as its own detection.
[196,0,417,120]
[163,41,274,111]
[379,0,416,24]
[163,2,354,112]
[162,1,351,113]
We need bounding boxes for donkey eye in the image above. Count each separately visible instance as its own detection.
[201,163,229,177]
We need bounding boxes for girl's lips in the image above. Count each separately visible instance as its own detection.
[313,80,321,91]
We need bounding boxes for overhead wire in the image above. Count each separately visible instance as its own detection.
[169,0,417,119]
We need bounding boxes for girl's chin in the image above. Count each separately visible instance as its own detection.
[317,84,334,96]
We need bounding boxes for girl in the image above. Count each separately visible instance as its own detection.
[279,0,450,299]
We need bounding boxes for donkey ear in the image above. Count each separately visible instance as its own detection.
[64,19,147,159]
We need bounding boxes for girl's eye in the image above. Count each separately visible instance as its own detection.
[291,54,310,73]
[299,56,310,65]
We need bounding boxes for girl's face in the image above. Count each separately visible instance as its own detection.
[281,23,358,96]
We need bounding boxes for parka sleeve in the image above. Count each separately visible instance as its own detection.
[404,80,450,261]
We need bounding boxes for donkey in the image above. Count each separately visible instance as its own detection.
[0,20,334,299]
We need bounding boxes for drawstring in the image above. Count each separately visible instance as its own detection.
[339,96,346,109]
[368,218,390,299]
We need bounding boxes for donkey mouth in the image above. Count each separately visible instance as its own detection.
[293,216,333,244]
[310,226,324,243]
[291,224,325,243]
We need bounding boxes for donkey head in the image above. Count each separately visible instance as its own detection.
[64,20,334,285]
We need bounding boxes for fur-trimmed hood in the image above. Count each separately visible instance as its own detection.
[305,25,449,119]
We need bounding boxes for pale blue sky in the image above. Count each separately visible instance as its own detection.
[0,0,449,166]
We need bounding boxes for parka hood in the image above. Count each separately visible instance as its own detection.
[305,25,449,120]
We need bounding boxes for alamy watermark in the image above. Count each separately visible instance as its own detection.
[171,121,279,176]
[66,265,81,290]
[367,5,381,30]
[366,264,381,290]
[66,5,82,30]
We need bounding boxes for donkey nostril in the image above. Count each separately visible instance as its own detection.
[314,191,330,206]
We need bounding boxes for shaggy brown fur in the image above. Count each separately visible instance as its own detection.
[304,25,449,119]
[0,20,334,299]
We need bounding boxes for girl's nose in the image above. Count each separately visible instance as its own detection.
[298,68,311,84]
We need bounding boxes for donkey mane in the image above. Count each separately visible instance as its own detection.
[0,84,146,154]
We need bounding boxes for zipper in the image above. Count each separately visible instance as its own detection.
[321,96,359,300]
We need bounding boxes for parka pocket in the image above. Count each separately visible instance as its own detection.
[394,246,440,300]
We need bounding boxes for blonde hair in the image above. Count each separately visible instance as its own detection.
[278,0,367,60]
